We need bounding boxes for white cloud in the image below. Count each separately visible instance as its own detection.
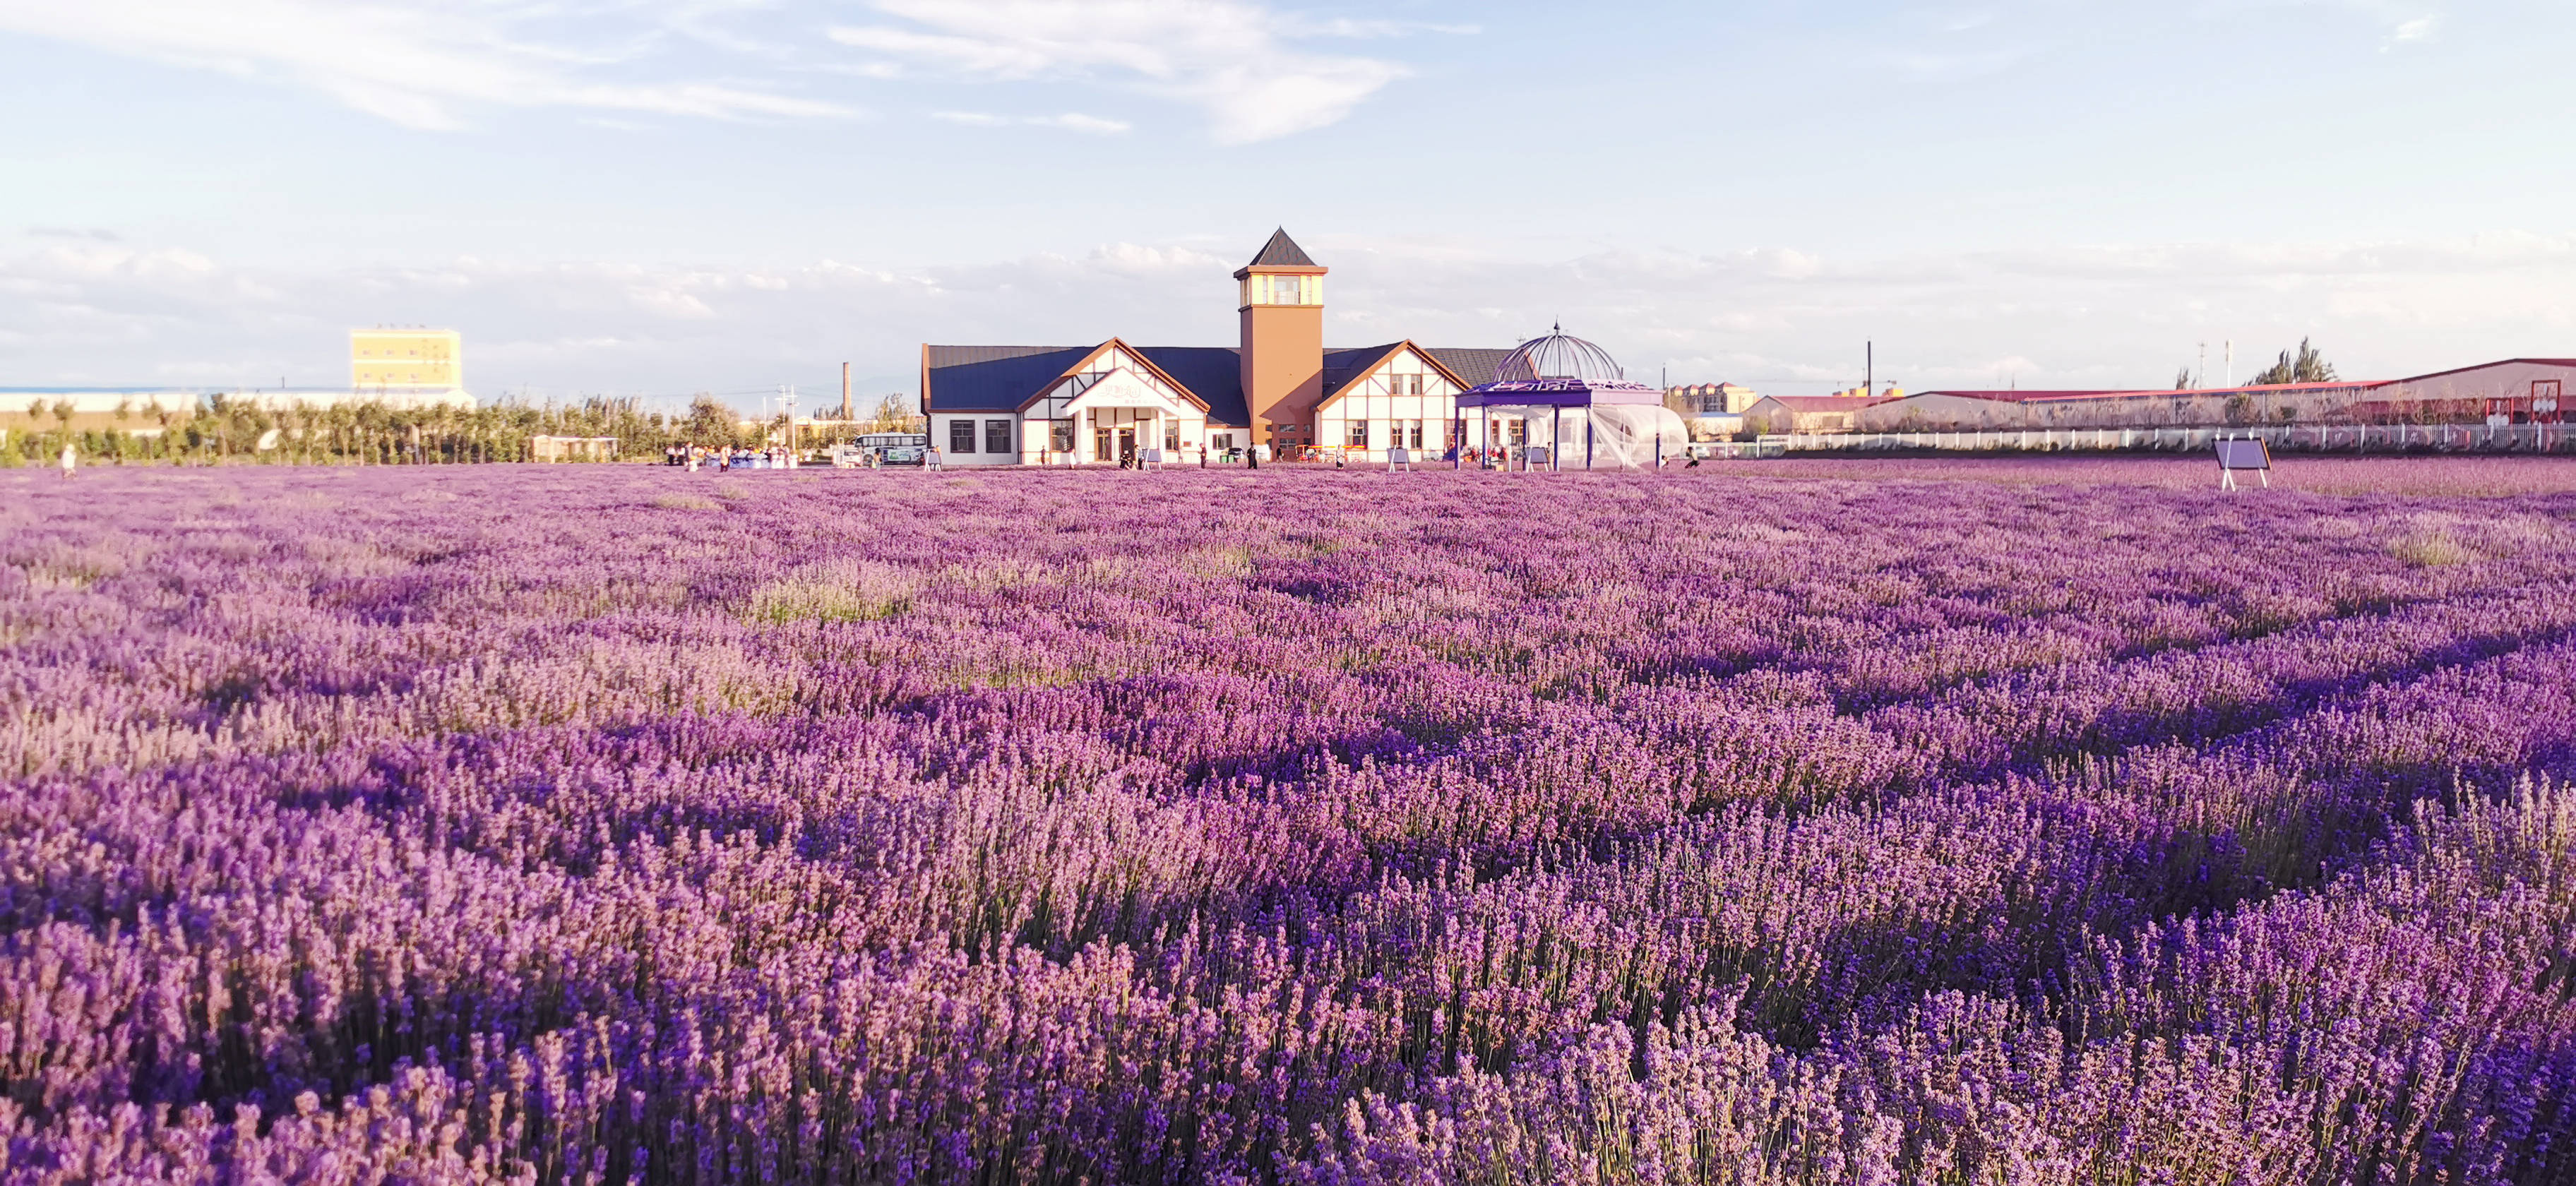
[830,0,1413,143]
[0,0,1447,138]
[935,109,1131,133]
[2385,13,2439,47]
[0,0,857,130]
[6,231,2568,399]
[1031,112,1132,133]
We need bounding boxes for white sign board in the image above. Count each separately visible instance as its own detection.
[2214,440,2270,470]
[2214,439,2271,490]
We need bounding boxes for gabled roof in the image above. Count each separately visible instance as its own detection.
[1132,347,1248,426]
[1248,229,1316,268]
[922,346,1095,413]
[1424,348,1514,388]
[2397,358,2576,384]
[1320,342,1481,403]
[1063,339,1213,414]
[1322,343,1407,396]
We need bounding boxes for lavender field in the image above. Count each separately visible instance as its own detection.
[6,462,2576,1185]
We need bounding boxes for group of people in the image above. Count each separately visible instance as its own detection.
[664,445,797,472]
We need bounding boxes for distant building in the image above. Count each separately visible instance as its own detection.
[1666,382,1762,415]
[1855,390,2110,431]
[4,328,478,430]
[352,328,465,397]
[1743,395,1899,435]
[920,230,1518,465]
[1862,359,2573,431]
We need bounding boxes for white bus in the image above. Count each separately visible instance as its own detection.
[835,432,931,468]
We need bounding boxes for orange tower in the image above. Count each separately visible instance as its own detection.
[1236,229,1327,450]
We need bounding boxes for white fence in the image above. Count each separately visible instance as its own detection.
[1765,423,2575,455]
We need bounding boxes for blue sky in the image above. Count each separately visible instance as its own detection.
[3,0,2570,406]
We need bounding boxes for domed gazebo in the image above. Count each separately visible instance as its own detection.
[1454,325,1688,470]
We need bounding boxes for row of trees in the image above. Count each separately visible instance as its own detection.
[2176,337,2339,390]
[6,392,924,467]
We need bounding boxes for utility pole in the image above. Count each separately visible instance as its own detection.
[841,363,852,422]
[2224,341,2234,388]
[1866,342,1873,396]
[2197,342,2207,389]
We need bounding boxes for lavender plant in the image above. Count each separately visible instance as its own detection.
[1,462,2571,1185]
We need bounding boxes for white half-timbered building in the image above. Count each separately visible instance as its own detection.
[920,231,1511,465]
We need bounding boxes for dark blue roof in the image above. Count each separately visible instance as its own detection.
[1425,349,1513,388]
[1133,347,1248,427]
[921,346,1093,414]
[1322,344,1403,396]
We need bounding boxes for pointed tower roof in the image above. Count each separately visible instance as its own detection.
[1247,228,1317,268]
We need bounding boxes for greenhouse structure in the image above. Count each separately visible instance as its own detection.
[1455,327,1688,470]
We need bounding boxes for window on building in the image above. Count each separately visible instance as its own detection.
[1051,421,1075,453]
[1164,424,1180,452]
[1407,374,1425,396]
[984,419,1012,454]
[1405,420,1425,450]
[1347,419,1369,448]
[1270,276,1300,304]
[950,419,977,453]
[1210,432,1235,451]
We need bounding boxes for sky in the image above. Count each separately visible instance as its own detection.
[3,0,2572,408]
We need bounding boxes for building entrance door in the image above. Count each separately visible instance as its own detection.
[1095,428,1112,462]
[1117,427,1137,462]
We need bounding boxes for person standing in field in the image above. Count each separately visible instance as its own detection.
[58,440,76,480]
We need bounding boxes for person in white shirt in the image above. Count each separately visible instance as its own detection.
[58,441,76,481]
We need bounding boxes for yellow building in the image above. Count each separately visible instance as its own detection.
[351,328,463,393]
[1667,383,1761,414]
